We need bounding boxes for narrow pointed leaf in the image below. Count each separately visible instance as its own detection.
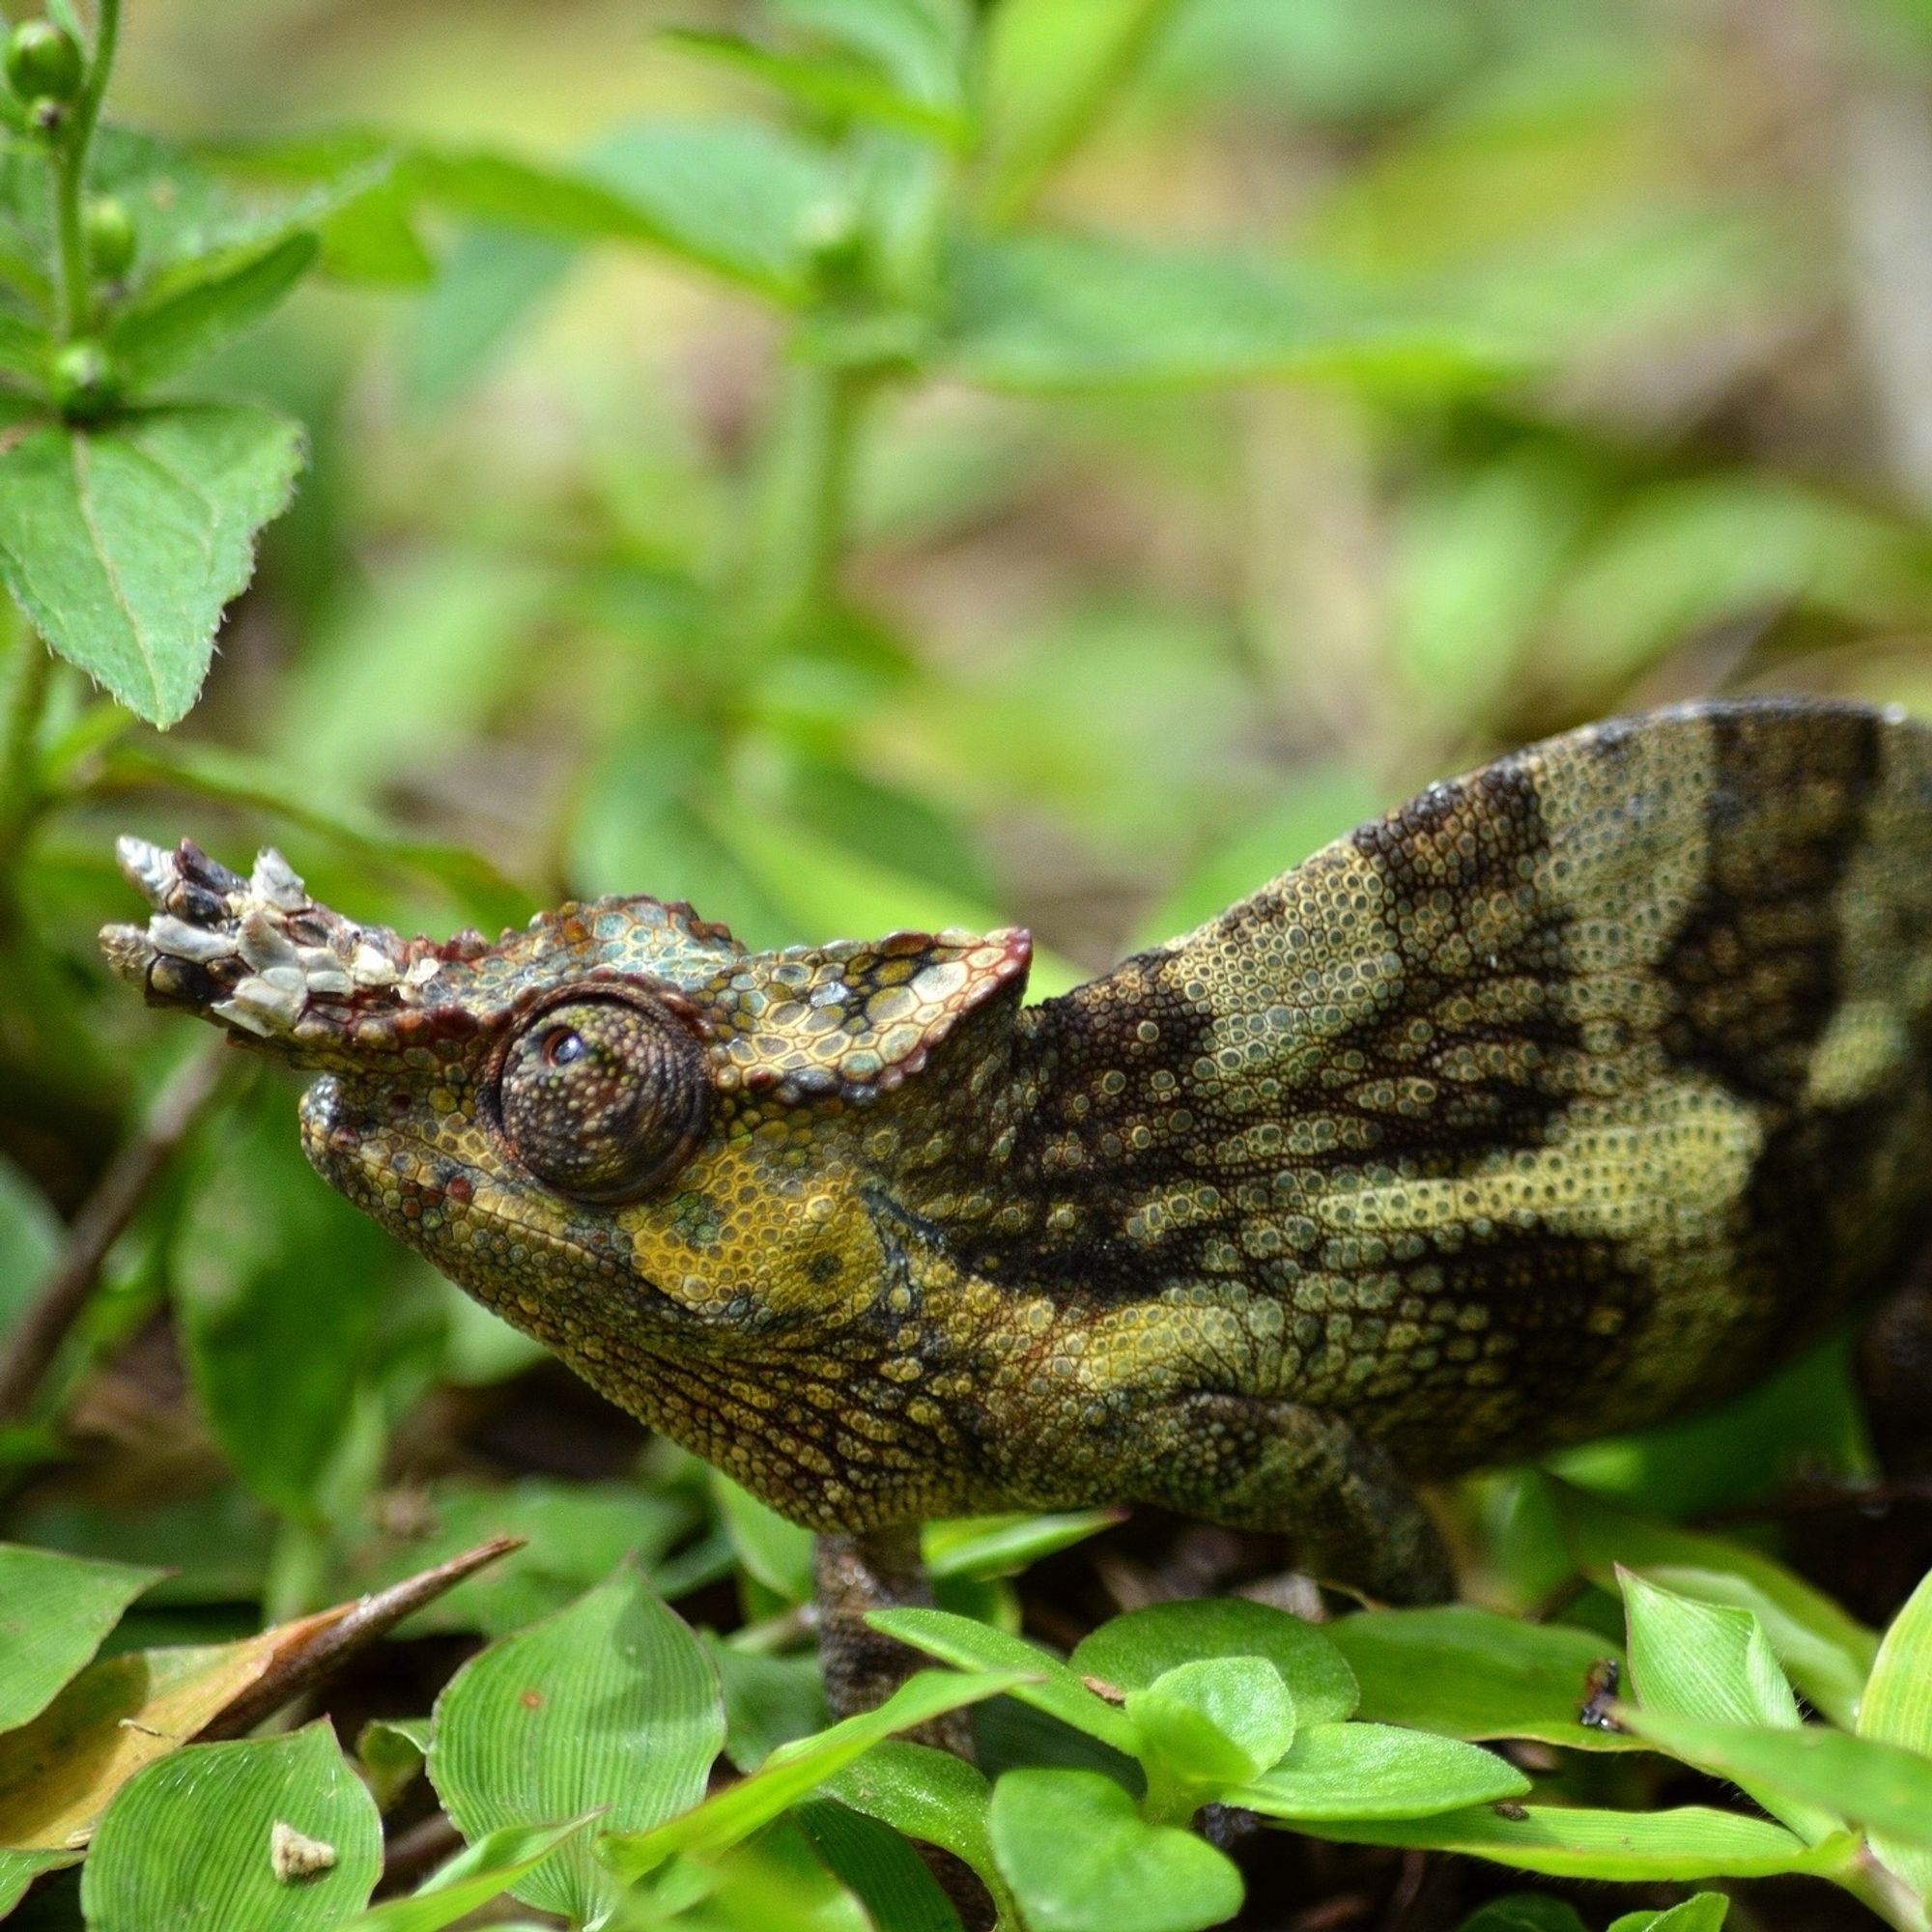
[1234,1719,1529,1820]
[923,1509,1123,1581]
[0,1545,161,1729]
[1609,1895,1731,1930]
[599,1668,1026,1881]
[868,1606,1138,1752]
[79,1721,381,1931]
[1860,1565,1932,1900]
[340,1816,594,1930]
[106,233,319,384]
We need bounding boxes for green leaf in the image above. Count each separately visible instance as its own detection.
[940,232,1500,393]
[355,1477,695,1636]
[1124,1657,1295,1788]
[1861,1566,1932,1901]
[106,233,319,386]
[709,1640,830,1772]
[339,1817,593,1931]
[923,1510,1123,1581]
[1327,1605,1638,1750]
[867,1606,1140,1754]
[79,1721,381,1931]
[0,1544,161,1730]
[0,1156,59,1335]
[1235,1719,1530,1820]
[1608,1895,1730,1931]
[824,1740,1017,1927]
[777,0,967,105]
[0,1849,76,1918]
[1297,1803,1833,1880]
[987,1768,1243,1932]
[355,1717,431,1814]
[0,404,304,727]
[794,1799,964,1932]
[1617,1707,1932,1855]
[599,1668,1027,1882]
[428,1560,724,1924]
[1546,1478,1877,1726]
[1069,1598,1358,1725]
[712,1472,816,1605]
[1455,1898,1588,1932]
[1619,1570,1838,1843]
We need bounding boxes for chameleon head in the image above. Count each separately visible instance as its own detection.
[99,838,1032,1404]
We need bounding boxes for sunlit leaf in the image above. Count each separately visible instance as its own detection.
[429,1559,724,1924]
[1859,1566,1932,1901]
[1236,1719,1529,1820]
[1125,1657,1295,1789]
[340,1817,594,1931]
[0,1545,160,1730]
[0,405,304,726]
[923,1510,1123,1581]
[987,1768,1243,1932]
[1327,1605,1638,1750]
[79,1722,381,1932]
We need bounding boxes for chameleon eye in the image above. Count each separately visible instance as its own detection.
[499,996,710,1204]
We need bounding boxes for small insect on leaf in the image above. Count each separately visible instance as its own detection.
[270,1820,337,1883]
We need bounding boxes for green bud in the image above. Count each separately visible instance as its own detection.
[83,196,134,279]
[51,339,118,422]
[6,20,84,106]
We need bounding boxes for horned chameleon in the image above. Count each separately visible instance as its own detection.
[101,696,1932,1714]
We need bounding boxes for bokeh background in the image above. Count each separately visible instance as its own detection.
[5,4,1932,1919]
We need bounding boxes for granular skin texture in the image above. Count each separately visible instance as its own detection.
[101,697,1932,1603]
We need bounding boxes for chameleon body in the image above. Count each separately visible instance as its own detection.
[102,697,1932,1613]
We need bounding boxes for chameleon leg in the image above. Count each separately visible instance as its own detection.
[1136,1393,1455,1605]
[813,1523,975,1753]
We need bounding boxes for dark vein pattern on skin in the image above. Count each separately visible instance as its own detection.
[100,697,1932,1600]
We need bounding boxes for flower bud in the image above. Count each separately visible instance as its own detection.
[83,196,133,279]
[51,339,118,421]
[5,20,83,105]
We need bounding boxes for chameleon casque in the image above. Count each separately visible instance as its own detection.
[101,696,1932,1712]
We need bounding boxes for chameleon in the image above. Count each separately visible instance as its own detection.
[100,696,1932,1711]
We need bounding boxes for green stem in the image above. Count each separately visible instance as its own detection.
[979,0,1182,227]
[52,0,121,338]
[0,628,50,885]
[742,355,869,653]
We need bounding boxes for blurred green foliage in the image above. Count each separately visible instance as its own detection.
[0,0,1930,1926]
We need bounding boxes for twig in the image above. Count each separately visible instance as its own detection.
[0,1038,233,1420]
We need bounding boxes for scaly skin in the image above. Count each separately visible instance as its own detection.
[102,696,1932,1624]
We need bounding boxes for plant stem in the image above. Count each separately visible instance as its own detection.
[0,626,50,888]
[743,354,869,653]
[52,0,122,338]
[979,0,1182,227]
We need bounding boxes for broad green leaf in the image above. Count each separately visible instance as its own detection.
[712,1472,816,1604]
[0,1545,160,1730]
[1619,1571,1837,1842]
[868,1607,1139,1754]
[1124,1657,1295,1789]
[0,404,304,726]
[0,1849,75,1918]
[0,1542,512,1852]
[1298,1803,1834,1880]
[106,233,319,384]
[1547,1479,1876,1725]
[824,1740,1017,1926]
[987,1768,1243,1932]
[340,1817,593,1931]
[709,1640,830,1772]
[1617,1708,1932,1855]
[1609,1895,1730,1930]
[429,1560,724,1924]
[1861,1566,1932,1901]
[1069,1599,1358,1725]
[1455,1898,1587,1932]
[794,1799,964,1932]
[600,1668,1026,1881]
[79,1721,381,1932]
[1235,1719,1529,1820]
[355,1477,695,1635]
[923,1510,1123,1581]
[1327,1605,1639,1750]
[940,232,1497,393]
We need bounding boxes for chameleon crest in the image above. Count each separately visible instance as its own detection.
[103,697,1932,1603]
